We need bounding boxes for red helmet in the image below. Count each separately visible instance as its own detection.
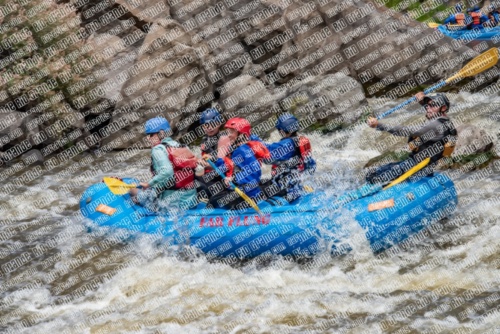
[224,117,251,136]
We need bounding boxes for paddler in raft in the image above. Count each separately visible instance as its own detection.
[484,4,500,28]
[366,92,457,185]
[200,117,269,210]
[129,117,199,213]
[466,5,488,29]
[252,113,317,204]
[195,108,225,201]
[443,4,466,27]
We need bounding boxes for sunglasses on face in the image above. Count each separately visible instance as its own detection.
[424,101,439,109]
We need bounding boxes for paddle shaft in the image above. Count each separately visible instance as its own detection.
[205,159,263,214]
[332,183,381,210]
[376,48,499,120]
[376,81,447,119]
[206,159,236,190]
[332,158,431,209]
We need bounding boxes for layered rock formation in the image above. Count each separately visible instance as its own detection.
[0,0,491,159]
[97,0,478,148]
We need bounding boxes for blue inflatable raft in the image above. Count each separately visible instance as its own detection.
[79,174,457,259]
[437,25,500,41]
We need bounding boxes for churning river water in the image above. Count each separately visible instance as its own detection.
[0,95,499,334]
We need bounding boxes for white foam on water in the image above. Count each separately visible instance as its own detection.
[1,96,499,332]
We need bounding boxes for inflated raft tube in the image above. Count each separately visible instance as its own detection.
[80,174,457,259]
[437,24,500,41]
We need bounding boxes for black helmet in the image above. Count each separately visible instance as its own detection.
[423,93,450,110]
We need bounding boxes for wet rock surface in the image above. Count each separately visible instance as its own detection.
[98,0,480,149]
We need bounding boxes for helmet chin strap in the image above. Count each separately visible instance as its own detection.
[158,130,167,139]
[235,134,248,146]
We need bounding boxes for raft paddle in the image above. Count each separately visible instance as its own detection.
[377,47,499,120]
[428,23,465,29]
[205,159,263,215]
[332,157,431,209]
[103,177,138,195]
[382,157,430,190]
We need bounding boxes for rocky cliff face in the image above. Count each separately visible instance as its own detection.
[96,0,480,148]
[0,0,487,157]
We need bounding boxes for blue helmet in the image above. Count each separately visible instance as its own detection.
[200,108,223,125]
[276,113,300,133]
[145,117,170,134]
[468,5,480,12]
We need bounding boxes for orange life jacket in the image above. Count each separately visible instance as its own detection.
[455,13,465,25]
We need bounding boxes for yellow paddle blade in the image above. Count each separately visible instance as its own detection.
[427,22,440,28]
[383,158,430,190]
[447,48,499,82]
[103,177,137,195]
[234,187,262,215]
[303,185,314,193]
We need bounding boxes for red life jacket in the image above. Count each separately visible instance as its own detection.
[247,140,271,161]
[151,143,197,190]
[222,157,235,177]
[471,12,481,25]
[297,136,312,171]
[455,13,465,24]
